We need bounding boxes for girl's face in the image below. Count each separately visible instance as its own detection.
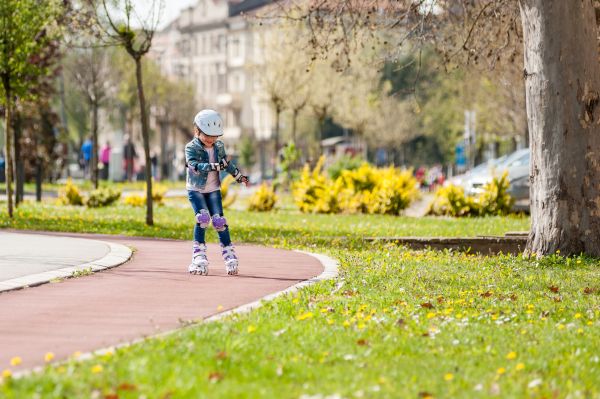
[195,127,218,148]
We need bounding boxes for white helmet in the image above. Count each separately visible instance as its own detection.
[194,109,223,136]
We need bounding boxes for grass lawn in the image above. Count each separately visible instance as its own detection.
[1,201,599,398]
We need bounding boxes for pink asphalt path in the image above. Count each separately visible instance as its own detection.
[0,232,324,372]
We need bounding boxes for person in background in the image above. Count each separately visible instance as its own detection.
[100,141,111,180]
[123,134,137,182]
[80,136,93,179]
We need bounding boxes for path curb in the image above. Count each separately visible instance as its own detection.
[0,241,132,294]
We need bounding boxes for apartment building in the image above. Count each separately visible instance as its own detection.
[151,0,274,154]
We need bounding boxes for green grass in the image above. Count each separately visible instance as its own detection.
[1,201,599,398]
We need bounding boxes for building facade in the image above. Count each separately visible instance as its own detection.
[151,0,274,156]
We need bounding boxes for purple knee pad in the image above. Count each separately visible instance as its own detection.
[212,215,227,232]
[195,209,210,228]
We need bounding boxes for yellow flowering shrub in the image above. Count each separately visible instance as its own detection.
[292,157,341,214]
[221,175,237,209]
[57,178,84,206]
[427,184,476,217]
[124,194,145,207]
[428,173,514,217]
[367,168,420,215]
[477,171,514,216]
[292,157,418,215]
[247,183,277,212]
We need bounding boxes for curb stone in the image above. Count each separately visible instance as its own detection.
[0,241,132,294]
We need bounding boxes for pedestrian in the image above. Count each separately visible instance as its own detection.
[80,136,93,178]
[122,134,137,182]
[100,141,111,180]
[185,109,249,276]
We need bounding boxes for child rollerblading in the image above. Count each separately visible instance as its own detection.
[185,109,249,275]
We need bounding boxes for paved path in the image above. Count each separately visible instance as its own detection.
[0,231,324,372]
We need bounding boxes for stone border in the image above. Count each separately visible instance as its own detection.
[365,235,528,255]
[12,249,339,378]
[0,241,132,294]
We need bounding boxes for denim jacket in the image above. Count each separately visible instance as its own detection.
[185,138,240,190]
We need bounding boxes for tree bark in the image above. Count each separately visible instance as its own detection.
[135,57,154,226]
[2,82,13,218]
[520,0,600,256]
[13,110,23,205]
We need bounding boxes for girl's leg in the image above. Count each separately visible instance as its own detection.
[188,190,209,244]
[205,190,232,247]
[206,190,238,275]
[187,191,210,274]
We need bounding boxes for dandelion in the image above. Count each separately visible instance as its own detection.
[506,352,517,360]
[91,364,103,374]
[44,352,55,363]
[575,313,582,319]
[426,312,436,319]
[497,367,506,375]
[10,357,22,366]
[327,319,334,325]
[247,325,257,333]
[577,328,584,334]
[2,369,12,379]
[296,312,313,321]
[343,320,351,327]
[515,363,525,371]
[72,351,82,359]
[557,324,566,330]
[217,305,224,311]
[444,373,454,381]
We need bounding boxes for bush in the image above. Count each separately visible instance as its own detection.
[151,183,167,205]
[85,187,121,208]
[292,157,341,214]
[58,179,83,206]
[292,157,418,215]
[477,171,515,216]
[247,183,277,212]
[427,172,515,217]
[367,168,420,215]
[124,194,145,207]
[426,184,477,217]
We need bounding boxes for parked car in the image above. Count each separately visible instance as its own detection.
[464,148,530,212]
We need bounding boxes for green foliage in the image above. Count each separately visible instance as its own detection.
[238,136,256,169]
[57,179,84,206]
[247,183,278,212]
[0,0,66,101]
[428,172,515,217]
[293,157,418,215]
[85,187,121,208]
[327,154,364,180]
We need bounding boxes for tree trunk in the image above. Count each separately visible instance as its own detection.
[2,84,13,218]
[135,57,154,226]
[520,0,600,256]
[272,106,281,179]
[13,111,23,205]
[91,101,99,189]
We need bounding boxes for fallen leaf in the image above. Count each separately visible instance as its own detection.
[421,302,434,309]
[548,286,559,293]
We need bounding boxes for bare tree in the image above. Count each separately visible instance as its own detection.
[92,0,163,225]
[65,47,112,188]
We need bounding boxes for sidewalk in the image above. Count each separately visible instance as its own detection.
[0,231,325,372]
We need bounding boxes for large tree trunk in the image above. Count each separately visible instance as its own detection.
[135,57,154,226]
[2,84,13,218]
[520,0,600,256]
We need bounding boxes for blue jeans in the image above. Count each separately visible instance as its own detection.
[188,189,231,246]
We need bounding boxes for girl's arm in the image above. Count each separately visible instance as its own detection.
[185,145,222,172]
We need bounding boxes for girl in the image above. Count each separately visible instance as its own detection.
[185,109,249,275]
